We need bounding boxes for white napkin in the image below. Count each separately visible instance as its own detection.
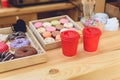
[104,17,119,31]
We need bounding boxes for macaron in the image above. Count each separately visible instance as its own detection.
[46,26,56,32]
[37,27,46,33]
[59,18,69,24]
[42,32,52,38]
[55,34,61,41]
[34,22,42,29]
[44,37,55,44]
[55,24,64,31]
[51,20,60,26]
[43,22,52,28]
[51,31,60,38]
[60,28,69,33]
[64,22,73,28]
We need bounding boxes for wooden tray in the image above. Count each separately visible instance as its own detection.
[0,27,47,73]
[29,15,82,50]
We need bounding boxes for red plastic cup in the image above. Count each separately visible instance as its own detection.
[83,27,101,52]
[60,30,80,57]
[1,0,9,8]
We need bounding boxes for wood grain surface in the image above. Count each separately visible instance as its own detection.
[0,22,120,80]
[0,3,75,17]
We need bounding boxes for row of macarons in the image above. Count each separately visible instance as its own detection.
[33,18,74,29]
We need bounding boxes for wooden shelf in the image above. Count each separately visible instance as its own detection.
[0,3,75,17]
[0,2,79,27]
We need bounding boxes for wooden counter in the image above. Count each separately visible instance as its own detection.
[0,22,120,80]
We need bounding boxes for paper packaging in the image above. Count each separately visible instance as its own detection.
[104,17,119,31]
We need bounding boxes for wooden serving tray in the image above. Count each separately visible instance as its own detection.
[0,27,47,73]
[29,15,82,50]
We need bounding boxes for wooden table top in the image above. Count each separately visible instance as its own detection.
[0,22,120,80]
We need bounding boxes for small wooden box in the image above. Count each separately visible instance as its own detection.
[105,2,120,20]
[0,27,47,73]
[29,15,82,50]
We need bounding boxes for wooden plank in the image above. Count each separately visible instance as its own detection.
[0,3,75,17]
[0,13,37,28]
[105,2,120,20]
[72,58,120,80]
[95,0,105,13]
[0,22,120,80]
[67,8,79,21]
[1,48,120,80]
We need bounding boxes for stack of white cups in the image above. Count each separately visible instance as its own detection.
[104,17,119,31]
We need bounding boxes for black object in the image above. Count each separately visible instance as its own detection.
[12,19,27,32]
[8,0,68,7]
[106,0,117,2]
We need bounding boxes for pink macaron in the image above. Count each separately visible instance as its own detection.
[46,26,56,32]
[34,22,42,29]
[59,18,69,24]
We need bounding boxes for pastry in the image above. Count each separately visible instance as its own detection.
[42,32,52,38]
[55,24,64,31]
[46,26,56,32]
[14,46,37,58]
[51,20,60,26]
[51,31,60,38]
[34,22,42,29]
[60,28,69,33]
[37,27,46,33]
[0,52,14,62]
[63,22,73,28]
[10,38,30,50]
[42,22,52,28]
[44,37,55,44]
[55,34,61,41]
[59,18,69,24]
[7,31,26,41]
